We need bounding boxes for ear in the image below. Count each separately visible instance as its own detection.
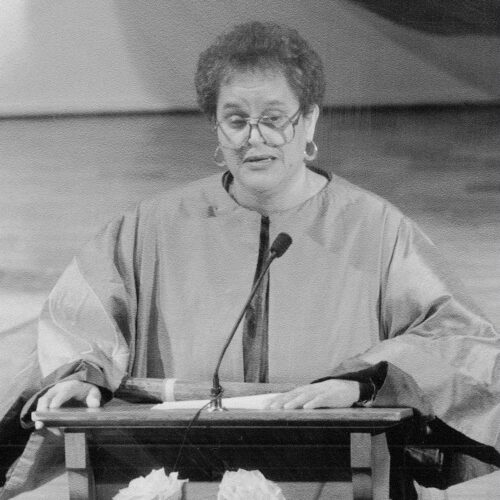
[303,104,320,142]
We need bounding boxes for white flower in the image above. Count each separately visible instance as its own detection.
[113,469,188,500]
[217,469,286,500]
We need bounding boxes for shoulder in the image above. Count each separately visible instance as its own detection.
[327,175,439,253]
[325,173,406,228]
[138,172,225,217]
[106,172,226,231]
[89,173,225,244]
[321,173,438,253]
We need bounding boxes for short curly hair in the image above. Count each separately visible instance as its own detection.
[195,21,325,119]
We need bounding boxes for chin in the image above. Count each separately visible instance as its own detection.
[237,167,282,193]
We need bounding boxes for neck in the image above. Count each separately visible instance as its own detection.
[230,167,327,215]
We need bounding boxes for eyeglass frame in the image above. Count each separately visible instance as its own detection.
[214,107,302,149]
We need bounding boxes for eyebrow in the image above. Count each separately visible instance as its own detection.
[221,103,243,111]
[221,100,289,112]
[263,100,288,108]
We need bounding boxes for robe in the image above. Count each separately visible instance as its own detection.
[2,170,499,497]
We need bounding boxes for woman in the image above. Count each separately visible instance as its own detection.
[8,21,500,497]
[35,22,366,412]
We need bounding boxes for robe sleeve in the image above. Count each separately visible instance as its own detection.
[35,209,140,396]
[352,216,500,452]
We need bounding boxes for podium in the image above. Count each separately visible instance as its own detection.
[33,404,414,500]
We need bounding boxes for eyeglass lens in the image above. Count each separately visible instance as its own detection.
[217,115,297,149]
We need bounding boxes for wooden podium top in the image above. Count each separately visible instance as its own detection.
[33,404,415,498]
[33,404,413,430]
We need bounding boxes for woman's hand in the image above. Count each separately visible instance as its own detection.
[34,380,102,429]
[265,379,360,409]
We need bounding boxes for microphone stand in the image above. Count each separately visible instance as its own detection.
[208,252,277,412]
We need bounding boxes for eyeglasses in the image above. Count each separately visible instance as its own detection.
[215,108,302,149]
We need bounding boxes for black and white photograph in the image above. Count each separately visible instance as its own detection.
[1,1,499,499]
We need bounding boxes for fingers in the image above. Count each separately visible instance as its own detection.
[303,394,339,409]
[47,384,75,410]
[267,386,316,409]
[85,385,102,408]
[283,392,315,409]
[36,385,67,413]
[266,380,360,410]
[33,381,102,428]
[34,390,52,429]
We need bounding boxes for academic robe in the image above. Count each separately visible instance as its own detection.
[1,171,499,497]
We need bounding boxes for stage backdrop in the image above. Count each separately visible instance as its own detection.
[0,0,499,116]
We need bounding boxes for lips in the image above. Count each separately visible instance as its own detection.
[243,154,277,163]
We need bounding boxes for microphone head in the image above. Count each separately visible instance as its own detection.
[270,232,292,258]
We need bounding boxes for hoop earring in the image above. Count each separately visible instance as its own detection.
[304,141,318,162]
[213,145,226,168]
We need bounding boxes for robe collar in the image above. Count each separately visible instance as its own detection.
[209,167,332,218]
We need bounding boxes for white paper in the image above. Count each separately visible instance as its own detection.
[152,393,282,410]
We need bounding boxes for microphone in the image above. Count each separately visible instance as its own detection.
[209,232,292,411]
[269,232,292,258]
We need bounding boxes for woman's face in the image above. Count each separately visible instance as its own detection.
[215,70,319,199]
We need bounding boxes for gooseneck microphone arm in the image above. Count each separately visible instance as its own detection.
[209,232,292,411]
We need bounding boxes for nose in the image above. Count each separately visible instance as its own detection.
[247,122,265,145]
